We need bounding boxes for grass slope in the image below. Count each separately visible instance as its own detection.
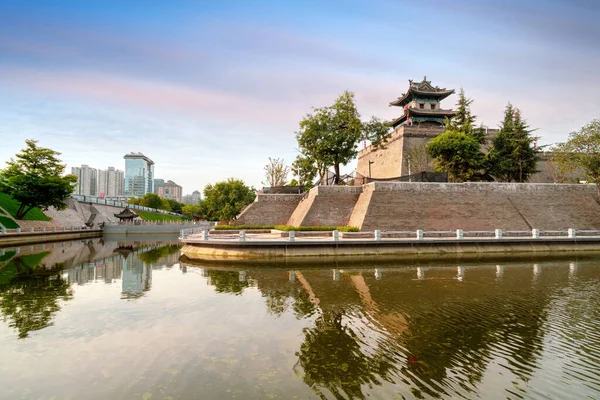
[0,215,19,229]
[0,192,51,221]
[136,210,187,222]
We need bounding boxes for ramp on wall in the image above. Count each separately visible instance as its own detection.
[286,186,362,227]
[234,194,302,226]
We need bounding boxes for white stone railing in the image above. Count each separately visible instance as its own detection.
[179,228,600,242]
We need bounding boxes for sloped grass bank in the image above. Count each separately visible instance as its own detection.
[136,210,188,222]
[0,192,51,221]
[0,215,19,229]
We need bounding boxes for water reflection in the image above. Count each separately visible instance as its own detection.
[1,240,600,399]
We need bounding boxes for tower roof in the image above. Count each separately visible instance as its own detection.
[390,76,455,107]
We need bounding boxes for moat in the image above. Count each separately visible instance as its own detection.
[1,236,599,399]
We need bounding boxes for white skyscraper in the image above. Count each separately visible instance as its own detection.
[71,165,98,196]
[98,167,125,198]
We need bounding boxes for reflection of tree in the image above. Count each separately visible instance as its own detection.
[252,271,317,318]
[137,244,181,265]
[206,270,249,295]
[0,254,72,339]
[294,309,396,400]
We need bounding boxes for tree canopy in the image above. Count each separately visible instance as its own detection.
[0,139,77,219]
[263,157,290,187]
[427,131,485,182]
[198,178,255,221]
[551,119,600,198]
[295,91,390,185]
[486,103,539,182]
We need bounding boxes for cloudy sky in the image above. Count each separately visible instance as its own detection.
[1,0,598,193]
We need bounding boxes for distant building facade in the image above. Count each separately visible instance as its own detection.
[156,180,183,202]
[124,152,155,198]
[182,190,201,205]
[72,164,97,196]
[153,179,165,194]
[98,167,125,198]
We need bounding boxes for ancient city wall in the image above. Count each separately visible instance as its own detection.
[286,186,362,227]
[234,194,302,226]
[240,182,600,232]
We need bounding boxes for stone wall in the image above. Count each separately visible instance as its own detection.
[234,194,302,226]
[354,182,600,231]
[287,186,362,227]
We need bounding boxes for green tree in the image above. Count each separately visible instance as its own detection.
[551,119,600,198]
[486,103,539,182]
[292,155,318,189]
[427,130,485,182]
[263,157,290,187]
[445,88,486,144]
[138,193,163,209]
[128,197,141,205]
[296,91,390,185]
[0,139,77,219]
[182,204,201,218]
[165,198,183,214]
[198,178,255,221]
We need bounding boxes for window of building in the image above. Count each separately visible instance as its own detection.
[419,103,425,109]
[430,104,436,110]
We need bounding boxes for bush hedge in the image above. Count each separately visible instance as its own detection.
[214,225,275,230]
[275,225,359,232]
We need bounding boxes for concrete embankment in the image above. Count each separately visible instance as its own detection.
[180,236,600,264]
[103,222,203,235]
[0,229,103,247]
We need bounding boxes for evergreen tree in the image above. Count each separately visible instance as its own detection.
[486,103,538,182]
[445,88,486,144]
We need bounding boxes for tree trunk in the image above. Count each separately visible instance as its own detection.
[334,163,340,185]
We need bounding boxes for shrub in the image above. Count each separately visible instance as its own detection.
[214,225,275,230]
[274,225,359,232]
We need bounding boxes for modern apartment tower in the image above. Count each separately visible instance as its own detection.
[71,165,98,196]
[98,167,125,198]
[124,152,155,198]
[156,180,183,202]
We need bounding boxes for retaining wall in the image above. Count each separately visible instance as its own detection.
[234,194,302,226]
[286,186,362,227]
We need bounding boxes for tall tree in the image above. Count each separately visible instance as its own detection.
[427,130,485,182]
[296,91,390,185]
[486,103,538,182]
[551,119,600,199]
[445,88,486,144]
[292,155,318,189]
[0,140,77,219]
[198,178,255,221]
[263,157,290,187]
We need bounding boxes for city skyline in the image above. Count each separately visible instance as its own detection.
[1,0,599,191]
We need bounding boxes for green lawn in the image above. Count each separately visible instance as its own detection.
[136,210,188,222]
[0,192,51,221]
[0,215,19,229]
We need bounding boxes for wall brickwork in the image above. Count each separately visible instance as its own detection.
[234,194,302,226]
[287,186,362,227]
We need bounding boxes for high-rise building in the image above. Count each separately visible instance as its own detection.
[153,179,164,194]
[71,165,97,196]
[182,190,201,205]
[124,152,154,198]
[98,167,125,198]
[156,180,183,202]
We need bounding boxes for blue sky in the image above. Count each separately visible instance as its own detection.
[1,0,599,193]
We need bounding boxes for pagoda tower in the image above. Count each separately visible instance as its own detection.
[390,76,456,128]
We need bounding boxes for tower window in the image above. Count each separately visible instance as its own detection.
[430,104,436,110]
[419,103,425,109]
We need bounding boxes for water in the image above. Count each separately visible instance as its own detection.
[1,237,600,399]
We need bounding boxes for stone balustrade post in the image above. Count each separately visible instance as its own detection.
[289,230,295,242]
[29,227,34,232]
[16,228,21,233]
[568,228,576,238]
[203,230,209,240]
[532,229,540,239]
[52,227,57,232]
[42,227,46,232]
[495,229,503,239]
[416,229,423,240]
[374,230,381,241]
[1,226,5,234]
[456,229,464,240]
[239,230,246,241]
[332,230,339,241]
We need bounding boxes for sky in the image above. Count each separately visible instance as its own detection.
[1,0,599,194]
